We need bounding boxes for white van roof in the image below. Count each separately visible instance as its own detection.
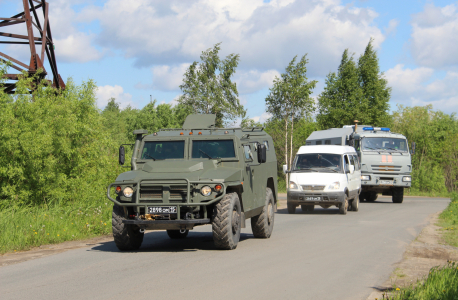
[296,145,356,155]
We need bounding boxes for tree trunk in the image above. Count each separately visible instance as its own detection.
[284,117,289,184]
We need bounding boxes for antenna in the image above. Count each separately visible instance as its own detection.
[0,0,65,94]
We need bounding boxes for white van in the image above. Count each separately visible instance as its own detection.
[283,145,361,214]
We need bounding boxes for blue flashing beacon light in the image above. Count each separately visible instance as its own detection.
[363,127,374,131]
[381,127,390,132]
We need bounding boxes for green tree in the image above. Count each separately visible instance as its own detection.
[178,43,246,127]
[317,49,364,129]
[265,55,317,182]
[358,38,391,125]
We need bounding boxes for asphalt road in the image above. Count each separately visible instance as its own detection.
[0,196,450,300]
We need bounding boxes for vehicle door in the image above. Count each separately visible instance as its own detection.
[347,154,358,197]
[343,154,353,196]
[352,154,362,194]
[242,143,256,210]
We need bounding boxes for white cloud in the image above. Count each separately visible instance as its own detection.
[385,64,458,112]
[251,112,272,124]
[235,69,280,94]
[54,32,103,63]
[82,0,384,76]
[410,3,458,68]
[96,85,134,109]
[151,64,190,91]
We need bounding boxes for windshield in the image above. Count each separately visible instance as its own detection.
[192,140,236,159]
[141,141,185,160]
[362,138,408,152]
[293,153,342,173]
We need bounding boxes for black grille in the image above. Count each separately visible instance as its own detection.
[140,186,163,199]
[170,185,187,201]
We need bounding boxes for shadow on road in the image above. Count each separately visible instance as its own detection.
[276,207,341,215]
[89,231,253,253]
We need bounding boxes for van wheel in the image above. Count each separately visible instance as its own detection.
[339,198,348,215]
[367,192,378,202]
[212,192,241,250]
[251,188,275,238]
[167,229,189,239]
[112,205,144,251]
[350,195,359,212]
[287,202,296,214]
[301,205,315,213]
[392,188,404,203]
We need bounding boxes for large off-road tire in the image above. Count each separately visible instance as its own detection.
[166,229,189,239]
[301,205,315,213]
[212,192,241,250]
[339,198,348,215]
[287,202,296,214]
[392,187,404,203]
[367,192,378,202]
[112,205,144,251]
[350,195,359,212]
[251,188,275,238]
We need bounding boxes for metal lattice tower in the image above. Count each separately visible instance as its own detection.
[0,0,65,94]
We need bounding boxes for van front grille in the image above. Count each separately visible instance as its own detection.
[301,185,325,191]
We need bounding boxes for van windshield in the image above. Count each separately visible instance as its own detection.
[292,154,342,173]
[362,138,408,152]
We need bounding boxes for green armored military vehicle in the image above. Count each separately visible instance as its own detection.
[107,114,278,250]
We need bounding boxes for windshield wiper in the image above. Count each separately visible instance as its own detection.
[292,168,319,172]
[199,149,213,159]
[320,167,339,173]
[144,154,156,161]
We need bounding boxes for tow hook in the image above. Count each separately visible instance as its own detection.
[139,229,145,234]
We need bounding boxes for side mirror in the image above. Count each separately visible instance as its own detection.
[257,143,267,163]
[119,145,125,165]
[411,142,416,154]
[282,165,288,174]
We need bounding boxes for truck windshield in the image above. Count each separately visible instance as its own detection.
[362,138,408,152]
[293,154,342,173]
[141,141,185,160]
[192,140,236,159]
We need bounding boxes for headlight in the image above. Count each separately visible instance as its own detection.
[327,181,340,190]
[123,187,133,198]
[361,175,371,181]
[201,185,212,196]
[402,176,411,182]
[289,181,298,190]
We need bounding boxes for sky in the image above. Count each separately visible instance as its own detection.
[1,0,457,123]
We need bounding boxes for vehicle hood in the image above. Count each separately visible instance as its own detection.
[115,160,242,183]
[289,172,344,186]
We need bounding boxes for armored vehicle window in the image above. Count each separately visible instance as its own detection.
[293,153,342,173]
[316,141,322,145]
[191,140,236,159]
[325,140,331,145]
[141,141,185,160]
[362,138,408,152]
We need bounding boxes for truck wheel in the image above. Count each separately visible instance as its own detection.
[339,198,348,215]
[301,205,315,213]
[167,229,189,239]
[112,205,144,251]
[212,192,241,250]
[251,188,275,238]
[367,192,378,202]
[287,202,296,214]
[392,188,404,203]
[350,195,359,212]
[359,192,368,202]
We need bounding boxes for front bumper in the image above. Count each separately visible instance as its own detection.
[107,178,227,220]
[361,173,411,190]
[287,191,346,205]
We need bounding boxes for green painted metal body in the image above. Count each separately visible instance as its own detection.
[107,114,278,230]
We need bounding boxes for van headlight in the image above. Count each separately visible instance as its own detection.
[289,181,298,190]
[123,187,134,198]
[361,175,371,181]
[327,182,340,190]
[402,176,411,182]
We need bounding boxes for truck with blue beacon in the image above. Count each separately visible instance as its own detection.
[305,122,414,203]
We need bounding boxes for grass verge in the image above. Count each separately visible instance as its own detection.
[438,192,458,248]
[0,201,112,254]
[384,261,458,300]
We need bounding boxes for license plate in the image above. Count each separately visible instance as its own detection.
[148,206,177,214]
[305,196,321,201]
[379,180,393,185]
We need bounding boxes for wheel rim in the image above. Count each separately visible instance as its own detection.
[267,202,273,225]
[231,209,239,234]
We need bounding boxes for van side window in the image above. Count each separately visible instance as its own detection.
[353,155,360,170]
